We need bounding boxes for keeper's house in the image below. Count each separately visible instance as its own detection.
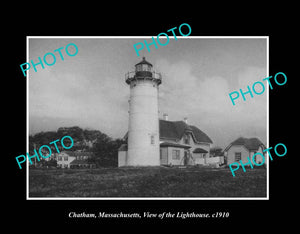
[118,115,216,167]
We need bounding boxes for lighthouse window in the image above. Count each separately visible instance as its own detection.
[136,65,142,71]
[150,135,155,145]
[142,64,148,71]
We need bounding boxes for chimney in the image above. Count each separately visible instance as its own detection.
[183,117,188,124]
[163,113,168,121]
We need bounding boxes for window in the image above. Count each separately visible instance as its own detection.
[184,134,190,145]
[235,152,241,161]
[64,156,68,161]
[172,149,180,160]
[150,135,155,145]
[136,65,142,71]
[57,156,62,161]
[142,64,148,71]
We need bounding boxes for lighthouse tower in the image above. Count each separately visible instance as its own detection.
[125,57,162,166]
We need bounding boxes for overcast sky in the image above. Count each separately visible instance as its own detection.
[29,37,267,148]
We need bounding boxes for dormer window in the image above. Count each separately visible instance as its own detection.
[184,134,190,145]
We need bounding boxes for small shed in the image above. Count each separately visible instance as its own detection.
[224,137,266,165]
[118,144,128,167]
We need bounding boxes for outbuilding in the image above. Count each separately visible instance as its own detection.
[224,137,266,166]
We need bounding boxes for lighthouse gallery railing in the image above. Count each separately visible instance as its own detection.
[125,71,162,82]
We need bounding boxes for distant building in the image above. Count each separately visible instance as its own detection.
[224,137,266,165]
[57,151,95,168]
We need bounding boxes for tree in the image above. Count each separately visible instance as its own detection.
[92,136,125,167]
[44,159,57,168]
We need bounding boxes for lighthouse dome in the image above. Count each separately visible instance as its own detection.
[135,57,153,67]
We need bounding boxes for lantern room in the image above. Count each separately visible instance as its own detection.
[135,57,153,76]
[125,57,162,85]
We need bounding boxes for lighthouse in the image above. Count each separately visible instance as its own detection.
[124,57,162,166]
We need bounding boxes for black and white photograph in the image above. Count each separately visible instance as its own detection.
[6,8,295,228]
[27,37,268,199]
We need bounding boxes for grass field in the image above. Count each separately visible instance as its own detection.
[29,166,267,198]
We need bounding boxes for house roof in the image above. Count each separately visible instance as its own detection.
[225,137,266,151]
[160,142,191,149]
[62,151,94,157]
[122,120,213,144]
[159,120,213,144]
[193,148,208,153]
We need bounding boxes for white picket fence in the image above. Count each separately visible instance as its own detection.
[206,156,224,164]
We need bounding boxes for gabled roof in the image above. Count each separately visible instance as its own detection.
[189,125,213,144]
[159,120,213,144]
[225,137,266,152]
